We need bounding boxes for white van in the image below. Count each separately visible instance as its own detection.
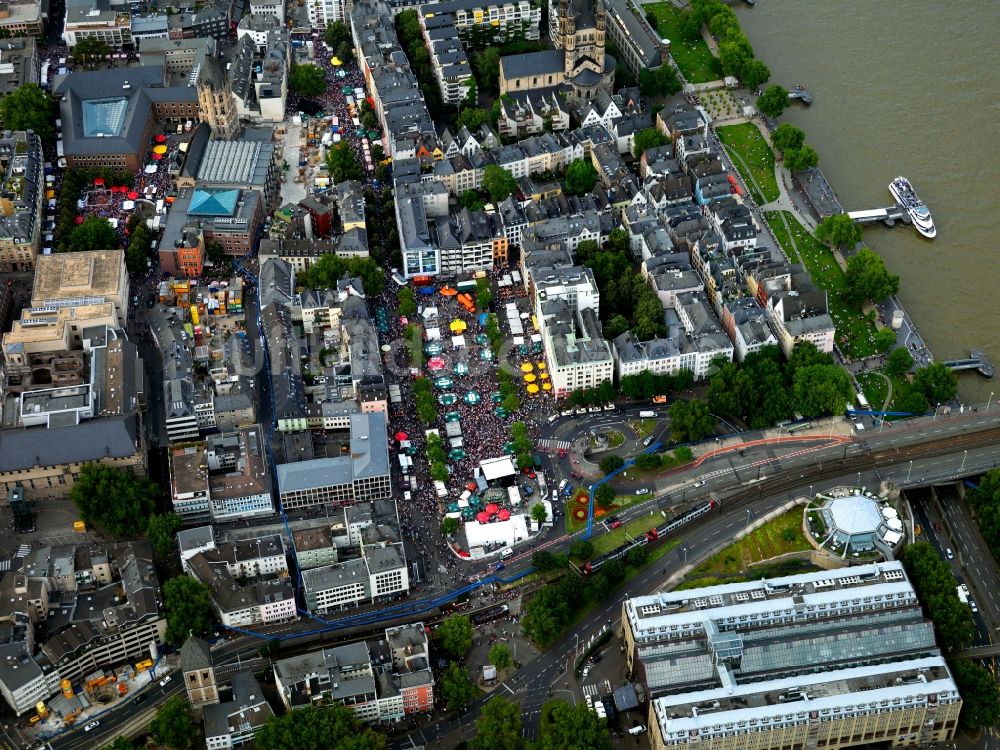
[499,547,514,560]
[547,414,559,424]
[628,725,647,736]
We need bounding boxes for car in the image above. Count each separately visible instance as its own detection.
[971,599,979,613]
[635,488,649,495]
[159,675,172,687]
[946,548,954,560]
[84,721,100,732]
[603,404,616,411]
[608,518,623,529]
[588,406,601,413]
[521,484,534,496]
[558,449,568,459]
[933,522,943,533]
[581,666,591,679]
[693,480,706,488]
[643,435,654,446]
[132,694,145,705]
[574,408,587,416]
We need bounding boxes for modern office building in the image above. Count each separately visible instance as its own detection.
[622,562,962,750]
[275,412,391,510]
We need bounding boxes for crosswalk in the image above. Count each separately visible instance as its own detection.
[0,545,32,572]
[582,684,599,697]
[538,439,572,451]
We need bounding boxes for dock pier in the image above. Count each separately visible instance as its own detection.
[847,205,910,228]
[941,351,995,379]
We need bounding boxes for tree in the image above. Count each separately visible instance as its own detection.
[150,695,198,750]
[101,738,135,750]
[564,158,598,196]
[458,189,487,211]
[901,542,974,650]
[634,453,661,471]
[521,586,571,645]
[669,398,716,442]
[595,484,616,510]
[894,385,929,416]
[73,37,110,61]
[488,643,513,670]
[599,454,624,475]
[205,239,225,265]
[473,695,523,750]
[125,222,152,274]
[950,658,1000,733]
[324,21,351,51]
[326,142,364,183]
[873,328,897,353]
[70,464,159,537]
[674,445,694,462]
[740,59,771,90]
[569,540,593,560]
[627,545,649,568]
[482,164,518,202]
[147,513,183,558]
[471,47,502,97]
[783,143,819,172]
[289,63,327,97]
[531,503,548,524]
[67,216,119,253]
[359,100,379,132]
[632,127,669,158]
[440,661,477,712]
[437,614,473,658]
[536,700,613,750]
[637,63,682,99]
[911,362,958,406]
[843,247,900,305]
[771,122,804,153]
[163,576,215,646]
[502,393,521,413]
[456,107,491,132]
[298,253,384,296]
[792,364,854,418]
[0,83,55,140]
[815,213,862,250]
[256,704,385,750]
[886,346,915,377]
[441,517,459,537]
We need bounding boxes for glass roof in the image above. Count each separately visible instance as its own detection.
[81,97,129,138]
[827,495,884,535]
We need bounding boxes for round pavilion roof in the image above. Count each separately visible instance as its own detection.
[827,494,884,536]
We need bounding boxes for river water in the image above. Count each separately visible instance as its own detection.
[734,1,1000,403]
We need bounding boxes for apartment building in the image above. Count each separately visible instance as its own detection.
[0,130,44,272]
[602,0,665,75]
[302,542,408,614]
[765,289,836,358]
[621,562,961,750]
[203,672,274,750]
[273,623,433,723]
[187,554,296,628]
[275,412,391,510]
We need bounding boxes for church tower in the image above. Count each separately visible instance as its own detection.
[196,56,239,140]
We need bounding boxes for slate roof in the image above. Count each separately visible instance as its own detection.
[500,50,564,80]
[0,414,139,473]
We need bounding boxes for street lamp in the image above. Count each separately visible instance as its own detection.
[745,508,752,531]
[989,392,995,412]
[856,471,861,489]
[907,460,914,482]
[961,450,968,473]
[682,546,688,566]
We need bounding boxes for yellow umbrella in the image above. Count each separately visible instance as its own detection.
[520,362,534,373]
[153,144,168,155]
[450,319,466,333]
[527,384,540,394]
[331,56,343,66]
[536,361,546,370]
[542,383,552,391]
[524,374,537,383]
[539,372,550,380]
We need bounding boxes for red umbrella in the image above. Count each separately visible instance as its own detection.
[476,512,490,524]
[127,191,139,200]
[485,503,499,515]
[394,431,408,442]
[155,134,167,143]
[151,153,162,161]
[74,215,84,224]
[93,177,105,186]
[498,509,511,521]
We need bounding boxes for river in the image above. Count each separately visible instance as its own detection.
[733,0,1000,403]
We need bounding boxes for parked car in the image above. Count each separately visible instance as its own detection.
[521,484,534,496]
[946,548,954,560]
[643,435,654,447]
[159,675,172,687]
[635,488,650,495]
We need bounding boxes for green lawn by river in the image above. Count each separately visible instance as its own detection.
[643,3,723,84]
[764,211,878,359]
[716,123,779,203]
